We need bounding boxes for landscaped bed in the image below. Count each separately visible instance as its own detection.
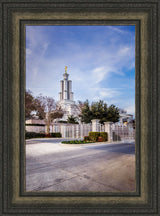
[61,140,95,144]
[61,132,108,144]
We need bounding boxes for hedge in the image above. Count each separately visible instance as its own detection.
[25,132,45,139]
[99,132,108,141]
[84,136,91,142]
[25,124,45,126]
[50,132,62,138]
[25,132,62,139]
[87,132,108,142]
[88,132,100,142]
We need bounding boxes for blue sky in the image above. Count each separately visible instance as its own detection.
[26,25,135,115]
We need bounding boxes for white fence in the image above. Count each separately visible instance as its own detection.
[111,123,135,142]
[50,121,134,141]
[51,123,92,139]
[26,125,45,133]
[26,119,135,142]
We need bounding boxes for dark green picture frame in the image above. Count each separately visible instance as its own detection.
[0,0,159,215]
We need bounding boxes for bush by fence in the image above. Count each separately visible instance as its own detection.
[88,132,100,142]
[99,132,108,141]
[84,136,91,142]
[88,132,108,142]
[26,132,62,139]
[25,132,45,139]
[50,132,62,138]
[25,123,45,126]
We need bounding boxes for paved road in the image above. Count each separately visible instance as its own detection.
[26,138,135,192]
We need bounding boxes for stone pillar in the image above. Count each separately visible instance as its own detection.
[61,125,66,138]
[104,122,113,142]
[81,124,83,138]
[91,119,100,132]
[72,126,74,138]
[53,124,58,133]
[76,125,79,138]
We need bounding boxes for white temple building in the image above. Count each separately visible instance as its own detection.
[57,67,80,121]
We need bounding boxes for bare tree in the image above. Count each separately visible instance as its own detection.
[34,95,63,133]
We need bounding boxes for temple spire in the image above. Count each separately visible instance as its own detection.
[59,67,74,101]
[64,66,68,74]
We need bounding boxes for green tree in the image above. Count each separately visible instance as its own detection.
[107,104,120,123]
[80,100,120,124]
[80,100,93,123]
[67,115,78,124]
[91,100,108,124]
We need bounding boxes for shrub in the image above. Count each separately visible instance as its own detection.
[45,133,51,138]
[25,132,36,139]
[39,133,45,138]
[97,137,104,142]
[99,132,108,141]
[25,123,45,126]
[88,132,100,142]
[50,132,62,138]
[84,136,91,141]
[25,132,45,139]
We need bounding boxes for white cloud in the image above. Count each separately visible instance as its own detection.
[107,26,127,34]
[87,87,122,105]
[118,46,130,56]
[99,88,121,98]
[92,67,108,83]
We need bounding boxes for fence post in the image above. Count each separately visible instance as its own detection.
[52,124,55,133]
[91,119,100,132]
[61,125,66,138]
[76,125,79,139]
[72,126,74,139]
[81,124,83,138]
[104,122,113,142]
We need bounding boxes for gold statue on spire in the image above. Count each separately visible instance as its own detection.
[65,66,68,74]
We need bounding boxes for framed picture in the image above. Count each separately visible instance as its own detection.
[0,0,159,215]
[25,24,136,193]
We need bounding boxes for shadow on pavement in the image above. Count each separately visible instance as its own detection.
[84,143,135,155]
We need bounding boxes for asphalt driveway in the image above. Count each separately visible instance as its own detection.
[26,138,135,192]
